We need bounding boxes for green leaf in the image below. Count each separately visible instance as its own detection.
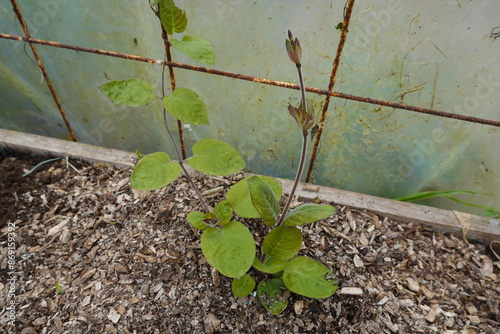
[135,150,143,160]
[55,282,63,295]
[252,256,288,274]
[162,88,209,125]
[262,226,302,260]
[446,195,497,211]
[484,208,500,218]
[187,139,246,176]
[187,211,211,229]
[248,176,280,226]
[394,190,480,202]
[159,0,187,35]
[99,78,156,106]
[257,278,289,315]
[171,35,216,65]
[214,199,232,226]
[130,152,181,190]
[204,212,217,221]
[394,190,499,217]
[231,274,256,298]
[226,176,282,218]
[283,256,337,298]
[282,204,336,226]
[201,221,256,278]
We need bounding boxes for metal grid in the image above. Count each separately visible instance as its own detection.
[2,0,499,183]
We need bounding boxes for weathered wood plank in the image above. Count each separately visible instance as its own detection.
[279,179,500,242]
[0,129,136,168]
[1,128,498,242]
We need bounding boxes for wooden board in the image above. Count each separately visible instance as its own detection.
[0,129,136,169]
[281,180,500,243]
[1,128,499,242]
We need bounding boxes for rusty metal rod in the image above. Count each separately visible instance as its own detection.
[161,30,186,159]
[9,1,78,142]
[1,33,500,128]
[158,12,187,159]
[306,0,356,183]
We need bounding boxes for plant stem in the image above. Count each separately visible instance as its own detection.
[277,63,308,225]
[296,64,306,110]
[161,54,211,213]
[277,132,308,225]
[162,109,211,213]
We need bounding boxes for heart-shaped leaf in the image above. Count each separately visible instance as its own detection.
[257,278,289,315]
[201,221,256,278]
[226,176,282,218]
[282,204,336,226]
[162,88,209,125]
[283,256,337,298]
[248,176,280,226]
[99,78,155,106]
[231,274,256,298]
[130,152,180,190]
[159,0,187,35]
[187,139,246,176]
[171,35,216,65]
[262,226,302,260]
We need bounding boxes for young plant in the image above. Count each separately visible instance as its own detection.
[55,282,64,295]
[99,0,337,315]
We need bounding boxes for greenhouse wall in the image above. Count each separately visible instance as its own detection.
[1,0,499,215]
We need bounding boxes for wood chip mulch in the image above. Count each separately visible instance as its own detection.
[0,155,499,334]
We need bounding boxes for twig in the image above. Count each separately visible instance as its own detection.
[65,156,82,174]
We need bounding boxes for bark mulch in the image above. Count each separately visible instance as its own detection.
[1,155,498,333]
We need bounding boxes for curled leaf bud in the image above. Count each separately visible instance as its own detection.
[288,102,314,135]
[286,30,302,66]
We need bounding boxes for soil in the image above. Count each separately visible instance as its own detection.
[0,154,499,334]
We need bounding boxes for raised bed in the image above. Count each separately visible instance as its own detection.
[1,128,499,333]
[2,129,498,242]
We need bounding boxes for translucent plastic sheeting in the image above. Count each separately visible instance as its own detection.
[0,1,498,214]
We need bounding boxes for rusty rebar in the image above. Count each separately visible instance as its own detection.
[306,0,356,183]
[9,1,77,142]
[1,33,500,128]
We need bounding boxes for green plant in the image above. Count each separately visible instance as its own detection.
[55,282,64,295]
[99,0,337,315]
[394,190,500,218]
